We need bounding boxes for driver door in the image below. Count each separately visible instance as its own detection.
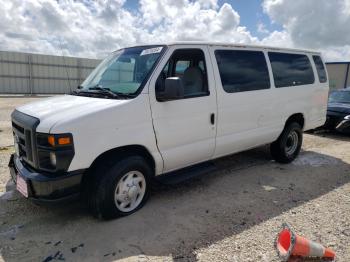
[148,45,217,173]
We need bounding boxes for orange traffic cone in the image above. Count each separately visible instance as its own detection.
[275,223,335,261]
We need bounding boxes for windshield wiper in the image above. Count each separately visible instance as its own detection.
[112,91,135,98]
[89,85,135,99]
[71,85,134,99]
[70,85,84,95]
[88,86,117,97]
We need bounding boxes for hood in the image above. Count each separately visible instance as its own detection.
[16,95,128,132]
[327,102,350,114]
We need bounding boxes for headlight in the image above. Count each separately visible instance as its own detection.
[344,115,350,120]
[36,133,75,172]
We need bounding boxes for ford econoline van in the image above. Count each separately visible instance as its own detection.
[9,42,329,219]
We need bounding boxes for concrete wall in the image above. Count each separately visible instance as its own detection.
[0,51,100,94]
[326,62,350,91]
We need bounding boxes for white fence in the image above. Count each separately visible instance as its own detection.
[0,51,100,94]
[326,62,350,90]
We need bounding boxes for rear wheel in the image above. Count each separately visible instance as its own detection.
[89,155,152,219]
[270,122,302,163]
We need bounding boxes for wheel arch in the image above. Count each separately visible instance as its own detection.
[89,144,155,173]
[81,145,156,191]
[284,113,305,130]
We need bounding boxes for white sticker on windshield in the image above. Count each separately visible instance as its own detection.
[140,47,163,56]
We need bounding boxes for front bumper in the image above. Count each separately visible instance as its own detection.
[324,114,350,133]
[335,119,350,133]
[8,154,84,203]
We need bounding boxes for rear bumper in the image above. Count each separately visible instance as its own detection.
[8,154,84,203]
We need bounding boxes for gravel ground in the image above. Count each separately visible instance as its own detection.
[0,97,349,262]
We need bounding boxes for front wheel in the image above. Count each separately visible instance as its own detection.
[89,156,152,219]
[270,122,303,163]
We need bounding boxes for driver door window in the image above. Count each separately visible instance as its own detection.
[156,49,209,99]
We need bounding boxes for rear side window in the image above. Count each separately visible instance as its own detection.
[268,52,315,88]
[313,56,327,83]
[215,50,270,93]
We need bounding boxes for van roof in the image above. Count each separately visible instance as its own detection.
[128,41,321,55]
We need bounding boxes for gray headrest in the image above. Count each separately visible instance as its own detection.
[183,67,203,91]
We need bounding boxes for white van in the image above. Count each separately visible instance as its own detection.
[9,42,329,219]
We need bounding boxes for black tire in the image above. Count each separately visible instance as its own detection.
[270,122,303,163]
[88,155,152,220]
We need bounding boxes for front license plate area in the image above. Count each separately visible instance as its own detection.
[16,175,28,198]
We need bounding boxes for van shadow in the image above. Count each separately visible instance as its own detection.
[305,128,350,142]
[0,147,349,261]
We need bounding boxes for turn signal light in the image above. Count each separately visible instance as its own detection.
[47,135,71,146]
[58,137,71,145]
[48,135,55,146]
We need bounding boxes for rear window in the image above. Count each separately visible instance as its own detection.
[268,52,315,88]
[215,50,270,93]
[313,56,327,83]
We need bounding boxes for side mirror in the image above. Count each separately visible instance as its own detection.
[156,77,184,101]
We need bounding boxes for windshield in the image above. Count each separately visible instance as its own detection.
[329,91,350,104]
[80,46,164,95]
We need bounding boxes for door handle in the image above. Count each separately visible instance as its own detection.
[210,113,215,125]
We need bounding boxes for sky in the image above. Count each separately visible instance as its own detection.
[1,0,350,61]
